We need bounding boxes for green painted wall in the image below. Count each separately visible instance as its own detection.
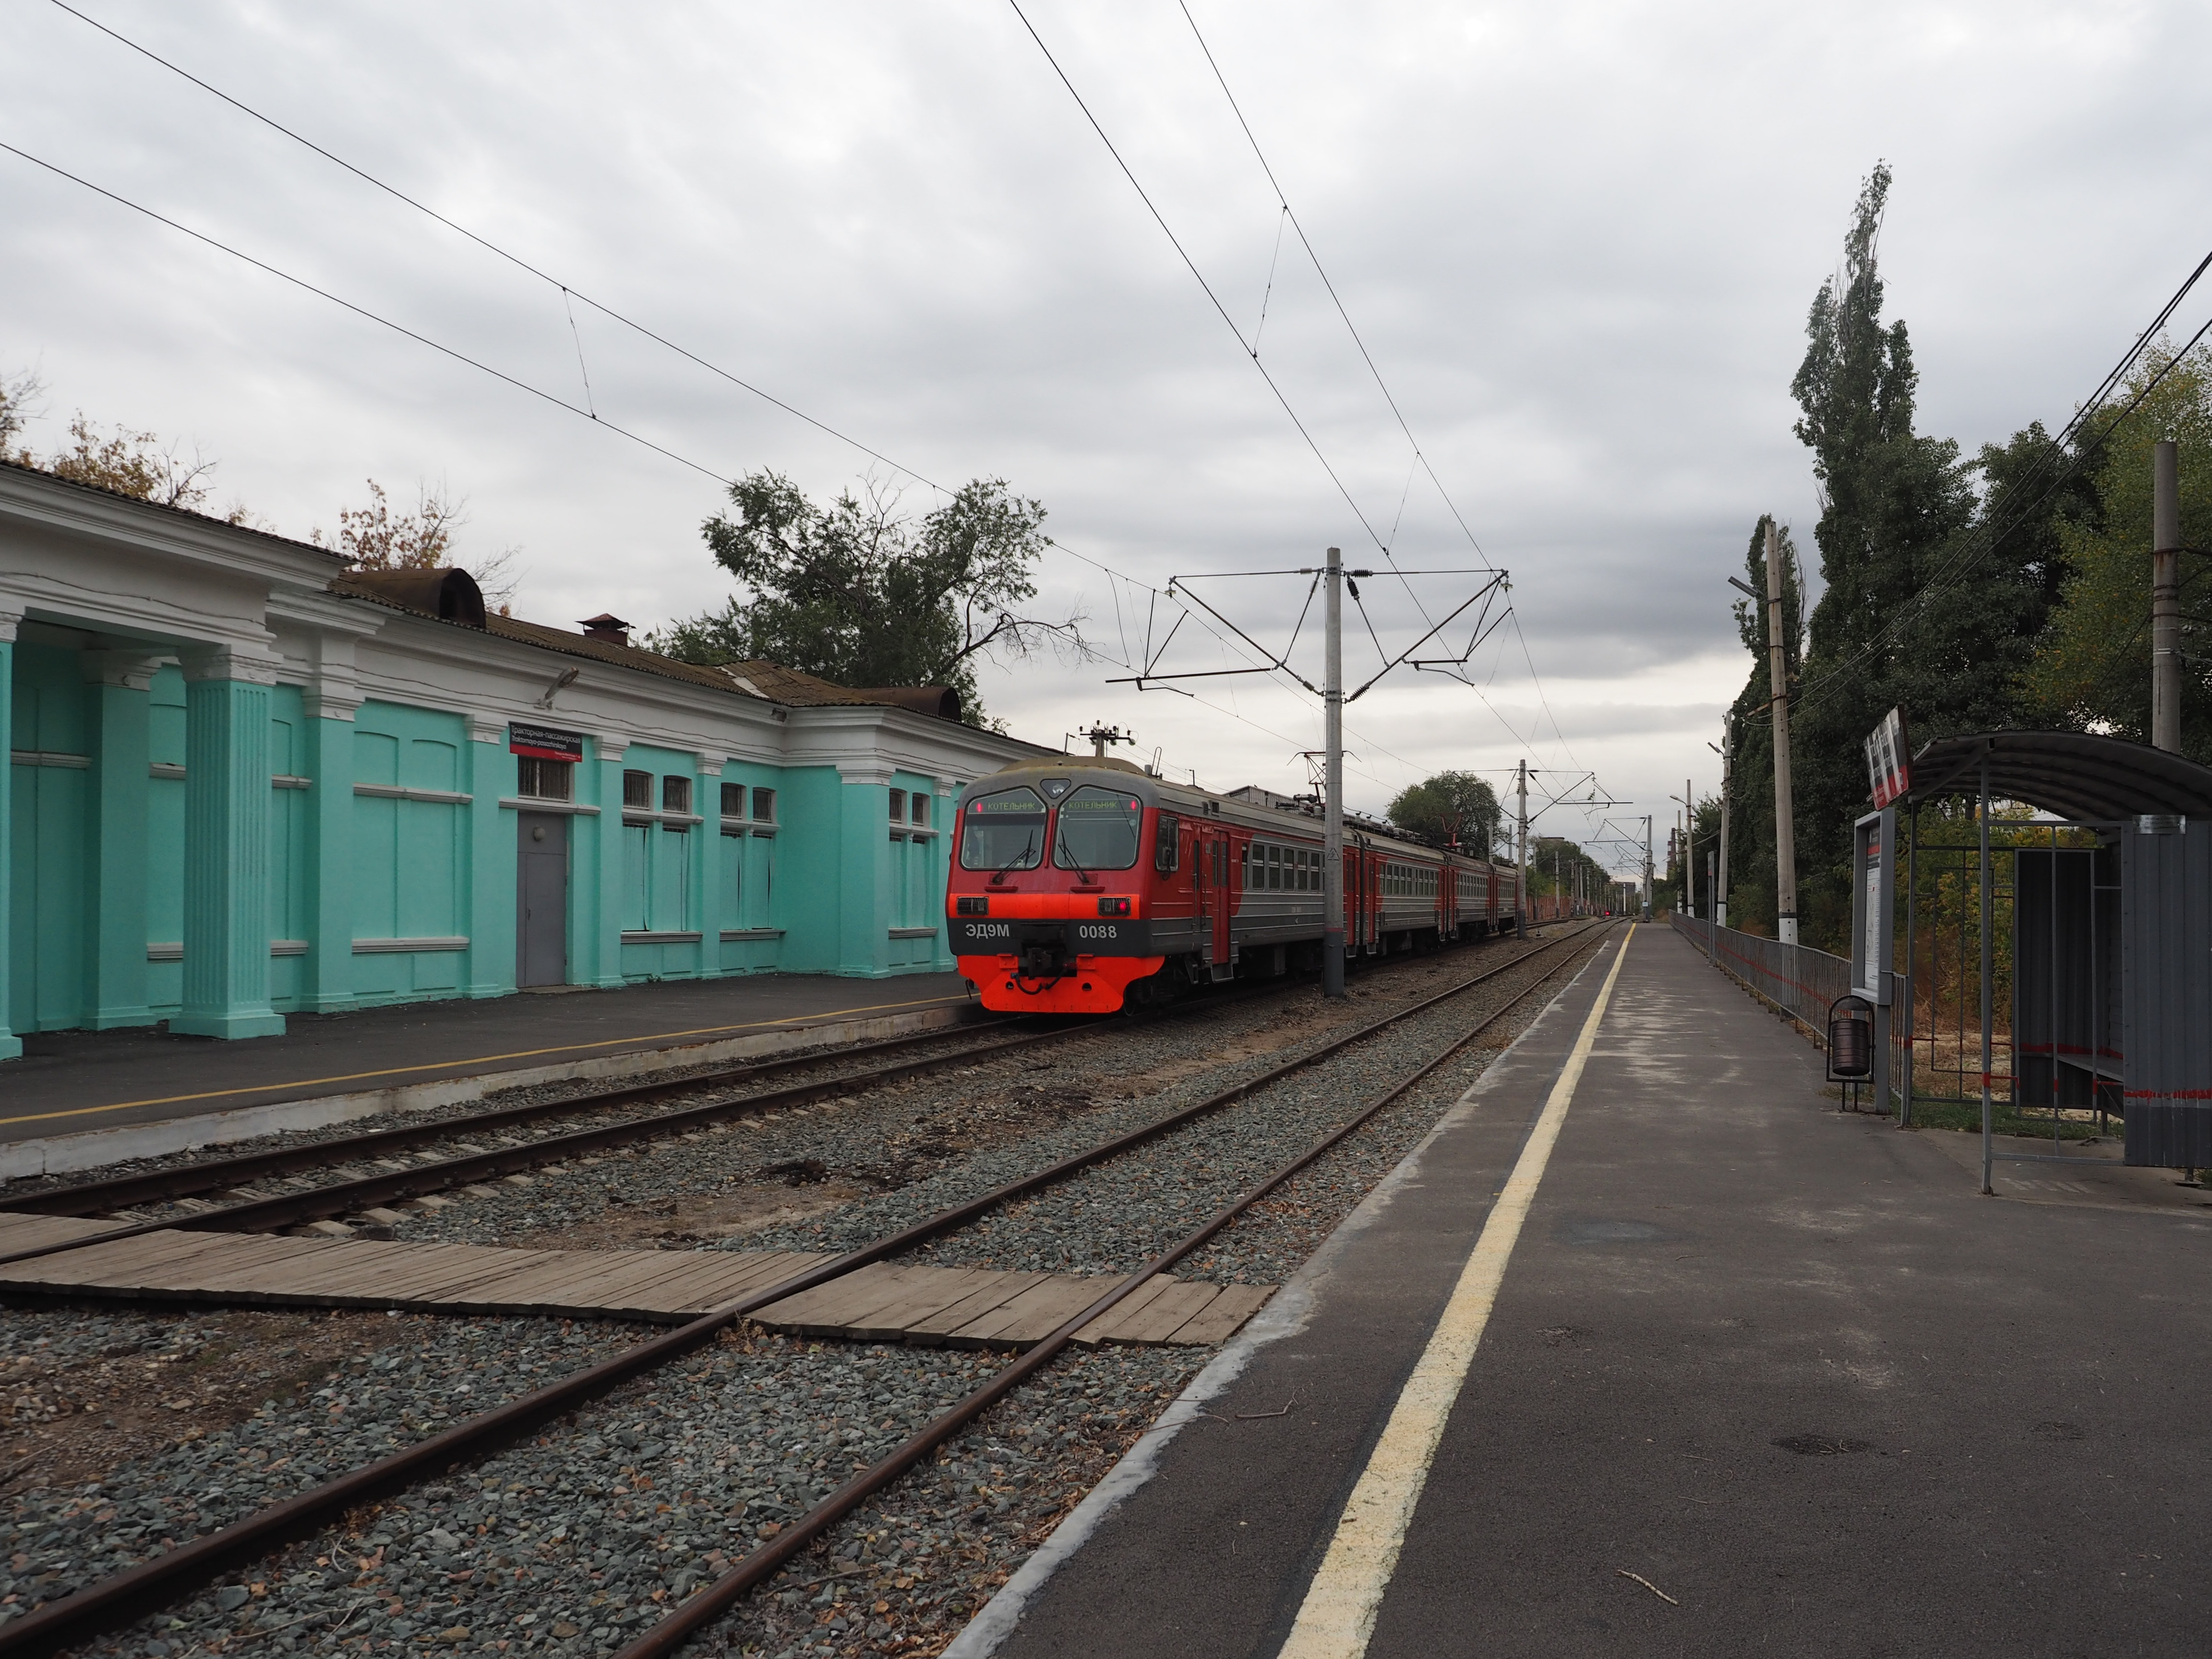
[4,649,962,1053]
[8,642,91,1034]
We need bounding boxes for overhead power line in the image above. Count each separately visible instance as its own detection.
[1174,0,1491,565]
[45,0,938,494]
[0,139,732,489]
[1008,0,1579,770]
[1002,0,1395,556]
[24,3,1453,794]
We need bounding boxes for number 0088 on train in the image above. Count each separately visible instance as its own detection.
[945,758,1518,1014]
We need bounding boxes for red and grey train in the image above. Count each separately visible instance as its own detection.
[946,757,1519,1015]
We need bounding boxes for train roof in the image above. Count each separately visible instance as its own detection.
[967,758,1500,869]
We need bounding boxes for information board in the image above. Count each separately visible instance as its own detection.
[1851,806,1896,1004]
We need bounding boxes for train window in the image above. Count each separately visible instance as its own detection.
[1053,784,1142,871]
[1269,846,1284,890]
[1154,813,1181,873]
[960,786,1047,870]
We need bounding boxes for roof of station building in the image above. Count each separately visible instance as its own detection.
[0,457,971,722]
[1905,730,2212,822]
[328,571,964,720]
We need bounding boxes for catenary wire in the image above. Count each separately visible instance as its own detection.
[1172,0,1593,779]
[0,132,1429,793]
[1003,0,1392,556]
[46,0,1549,789]
[0,139,732,489]
[36,0,1450,792]
[42,0,934,494]
[1175,0,1493,568]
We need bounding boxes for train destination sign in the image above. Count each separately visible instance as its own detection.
[509,723,584,762]
[1864,706,1911,808]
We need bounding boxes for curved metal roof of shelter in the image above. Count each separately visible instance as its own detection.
[1905,731,2212,822]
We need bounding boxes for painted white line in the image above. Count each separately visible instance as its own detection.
[1275,929,1634,1659]
[940,937,1623,1659]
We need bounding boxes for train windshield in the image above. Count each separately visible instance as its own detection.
[1052,785,1143,872]
[959,787,1047,871]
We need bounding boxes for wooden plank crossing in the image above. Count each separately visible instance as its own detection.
[0,1213,1274,1345]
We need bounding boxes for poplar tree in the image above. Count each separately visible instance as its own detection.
[1783,163,2039,945]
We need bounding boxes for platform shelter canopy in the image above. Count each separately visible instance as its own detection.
[1903,731,2212,823]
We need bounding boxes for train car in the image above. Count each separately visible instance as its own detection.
[946,757,1518,1014]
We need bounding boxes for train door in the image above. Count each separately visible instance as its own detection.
[1211,832,1234,972]
[1195,825,1233,978]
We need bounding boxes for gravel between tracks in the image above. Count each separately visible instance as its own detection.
[15,927,1600,1658]
[68,1332,1196,1659]
[0,1310,637,1638]
[373,944,1542,1255]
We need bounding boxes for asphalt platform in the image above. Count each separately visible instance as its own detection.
[0,971,974,1150]
[971,923,2212,1659]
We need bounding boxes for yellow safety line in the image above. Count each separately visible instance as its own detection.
[1275,928,1633,1659]
[0,990,972,1130]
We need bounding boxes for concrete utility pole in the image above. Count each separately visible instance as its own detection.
[1514,759,1529,938]
[1642,814,1654,921]
[1672,779,1690,925]
[1323,547,1346,997]
[1766,520,1799,944]
[1715,719,1732,930]
[1636,814,1654,925]
[2153,440,2183,754]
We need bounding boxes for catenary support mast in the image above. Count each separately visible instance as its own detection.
[1765,520,1799,944]
[1323,547,1346,997]
[1514,759,1529,938]
[1716,718,1732,929]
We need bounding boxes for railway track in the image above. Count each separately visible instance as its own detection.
[0,927,1541,1262]
[0,921,1612,1658]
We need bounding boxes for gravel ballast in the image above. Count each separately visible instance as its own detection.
[3,927,1604,1658]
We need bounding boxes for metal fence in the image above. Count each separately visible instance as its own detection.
[1666,911,1908,1106]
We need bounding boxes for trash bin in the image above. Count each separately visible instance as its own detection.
[1827,995,1874,1080]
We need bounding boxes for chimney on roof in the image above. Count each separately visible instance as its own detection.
[579,613,632,647]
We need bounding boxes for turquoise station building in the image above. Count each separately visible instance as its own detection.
[0,460,1043,1059]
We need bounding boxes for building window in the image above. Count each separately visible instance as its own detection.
[889,790,905,824]
[911,793,930,830]
[517,756,572,801]
[752,787,776,824]
[623,769,652,810]
[662,774,692,815]
[721,781,745,819]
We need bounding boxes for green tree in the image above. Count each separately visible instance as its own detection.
[1783,163,2044,947]
[2022,345,2212,760]
[653,470,1082,724]
[1386,770,1501,854]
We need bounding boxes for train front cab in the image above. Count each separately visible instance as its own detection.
[946,764,1183,1015]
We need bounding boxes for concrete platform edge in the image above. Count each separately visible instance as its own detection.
[941,935,1618,1659]
[0,1004,977,1182]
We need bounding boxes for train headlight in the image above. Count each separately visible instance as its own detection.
[1097,897,1131,916]
[956,896,989,916]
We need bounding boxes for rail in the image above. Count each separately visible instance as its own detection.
[0,926,1608,1659]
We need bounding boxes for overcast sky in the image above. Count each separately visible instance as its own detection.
[7,0,2210,876]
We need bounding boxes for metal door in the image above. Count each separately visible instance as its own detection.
[516,812,569,987]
